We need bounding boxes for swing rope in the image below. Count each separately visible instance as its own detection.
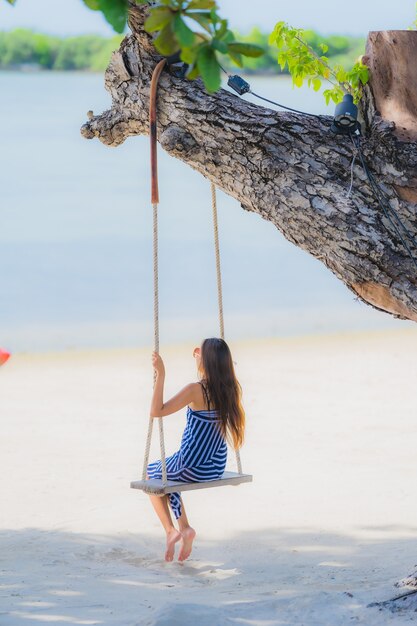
[142,59,167,483]
[142,60,243,484]
[210,182,243,475]
[210,182,225,340]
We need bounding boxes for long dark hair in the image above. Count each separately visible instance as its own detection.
[200,338,245,449]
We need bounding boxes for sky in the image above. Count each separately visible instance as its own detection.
[0,0,415,37]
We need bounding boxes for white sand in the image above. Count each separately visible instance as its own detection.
[1,328,417,625]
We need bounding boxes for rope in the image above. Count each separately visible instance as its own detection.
[210,182,243,475]
[153,197,167,484]
[141,60,243,484]
[142,59,167,484]
[142,415,154,481]
[210,182,225,340]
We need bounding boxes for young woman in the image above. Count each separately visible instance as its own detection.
[147,337,245,562]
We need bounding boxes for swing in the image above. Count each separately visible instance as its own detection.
[130,60,253,498]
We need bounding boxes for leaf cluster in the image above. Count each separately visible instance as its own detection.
[142,0,264,92]
[80,0,264,92]
[269,21,369,104]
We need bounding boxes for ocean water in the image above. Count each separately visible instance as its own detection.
[0,71,411,351]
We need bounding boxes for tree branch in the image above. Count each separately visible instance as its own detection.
[81,5,417,323]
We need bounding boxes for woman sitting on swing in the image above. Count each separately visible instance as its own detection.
[147,337,245,562]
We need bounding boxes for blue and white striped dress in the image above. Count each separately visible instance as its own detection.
[147,405,227,519]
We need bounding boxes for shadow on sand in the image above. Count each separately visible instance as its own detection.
[1,525,417,625]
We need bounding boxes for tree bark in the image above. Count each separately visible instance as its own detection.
[81,3,417,323]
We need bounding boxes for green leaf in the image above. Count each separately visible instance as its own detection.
[98,0,127,33]
[180,46,197,64]
[277,50,288,70]
[209,7,219,23]
[227,42,263,58]
[212,38,227,53]
[359,66,369,84]
[186,63,200,80]
[227,49,243,67]
[324,87,343,104]
[312,77,321,91]
[197,45,220,92]
[323,89,333,105]
[269,21,285,45]
[185,10,212,33]
[215,18,229,39]
[187,0,216,8]
[83,0,100,9]
[173,13,195,47]
[144,7,173,32]
[153,22,179,55]
[319,43,328,53]
[223,30,235,44]
[293,74,303,87]
[336,69,347,82]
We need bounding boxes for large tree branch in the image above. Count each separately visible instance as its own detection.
[81,4,417,322]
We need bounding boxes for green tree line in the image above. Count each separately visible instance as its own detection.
[0,27,365,73]
[0,29,124,71]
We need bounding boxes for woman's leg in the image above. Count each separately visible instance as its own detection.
[147,476,181,562]
[176,498,196,562]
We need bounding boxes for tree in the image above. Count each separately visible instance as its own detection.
[81,2,417,324]
[54,35,106,71]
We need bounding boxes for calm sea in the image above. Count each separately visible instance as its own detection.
[0,71,410,351]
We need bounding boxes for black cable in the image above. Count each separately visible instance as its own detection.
[219,64,324,120]
[249,90,324,119]
[352,134,417,252]
[365,166,417,250]
[221,63,417,269]
[351,134,417,270]
[359,156,417,270]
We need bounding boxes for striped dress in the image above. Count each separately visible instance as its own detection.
[147,405,227,519]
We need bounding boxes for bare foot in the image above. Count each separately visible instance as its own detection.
[178,527,196,562]
[165,528,181,562]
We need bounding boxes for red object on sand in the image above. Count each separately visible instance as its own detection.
[0,348,11,366]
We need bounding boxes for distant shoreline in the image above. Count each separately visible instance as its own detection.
[6,326,417,358]
[0,64,286,78]
[0,28,365,74]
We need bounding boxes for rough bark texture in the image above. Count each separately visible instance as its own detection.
[81,3,417,323]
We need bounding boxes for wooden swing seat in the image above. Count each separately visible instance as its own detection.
[131,471,253,496]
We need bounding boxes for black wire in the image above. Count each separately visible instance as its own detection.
[352,135,417,252]
[351,134,417,270]
[359,157,417,270]
[218,64,324,120]
[365,166,417,250]
[249,90,324,119]
[220,65,417,269]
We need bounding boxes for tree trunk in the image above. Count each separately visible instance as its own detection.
[81,3,417,323]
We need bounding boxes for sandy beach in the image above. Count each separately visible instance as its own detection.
[2,328,417,625]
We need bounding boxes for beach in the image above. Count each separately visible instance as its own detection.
[2,327,417,625]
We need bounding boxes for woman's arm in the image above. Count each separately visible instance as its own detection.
[150,352,199,417]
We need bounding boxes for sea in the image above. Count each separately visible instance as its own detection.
[0,71,411,352]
